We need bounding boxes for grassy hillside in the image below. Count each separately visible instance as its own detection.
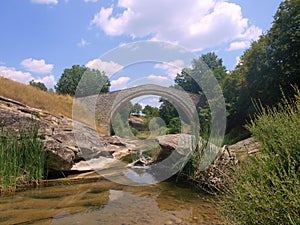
[0,77,73,118]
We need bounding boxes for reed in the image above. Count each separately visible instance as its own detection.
[0,124,44,194]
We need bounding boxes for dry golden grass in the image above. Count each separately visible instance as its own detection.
[0,77,109,134]
[0,77,73,118]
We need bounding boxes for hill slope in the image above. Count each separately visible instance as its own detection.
[0,77,72,118]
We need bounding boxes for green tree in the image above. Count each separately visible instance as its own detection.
[167,117,181,134]
[173,53,227,137]
[229,0,299,123]
[223,0,300,140]
[55,65,110,96]
[131,103,142,115]
[174,52,227,94]
[268,0,300,98]
[158,98,178,126]
[142,105,159,118]
[201,52,227,84]
[29,80,47,91]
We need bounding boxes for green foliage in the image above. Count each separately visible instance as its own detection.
[141,105,160,131]
[224,0,300,134]
[142,105,159,118]
[29,80,47,91]
[167,117,181,134]
[148,117,167,137]
[131,103,142,115]
[55,65,110,96]
[268,0,300,96]
[111,102,133,136]
[111,113,129,137]
[198,108,211,139]
[174,52,227,94]
[0,125,44,193]
[76,68,110,97]
[220,88,300,225]
[158,98,178,126]
[174,68,200,94]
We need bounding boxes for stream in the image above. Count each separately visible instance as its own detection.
[0,172,224,225]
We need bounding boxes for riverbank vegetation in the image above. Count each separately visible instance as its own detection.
[220,89,300,224]
[0,125,44,194]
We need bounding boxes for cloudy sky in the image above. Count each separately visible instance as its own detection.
[0,0,281,94]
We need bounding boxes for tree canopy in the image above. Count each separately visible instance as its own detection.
[55,65,110,96]
[131,103,142,115]
[223,0,300,130]
[29,80,47,91]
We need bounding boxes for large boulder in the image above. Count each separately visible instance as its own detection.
[0,96,146,172]
[154,134,196,162]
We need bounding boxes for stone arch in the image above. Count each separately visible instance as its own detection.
[109,84,200,135]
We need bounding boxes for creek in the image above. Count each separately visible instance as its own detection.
[0,172,224,225]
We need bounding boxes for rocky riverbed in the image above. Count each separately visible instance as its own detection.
[0,95,259,184]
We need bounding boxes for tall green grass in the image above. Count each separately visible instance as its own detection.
[220,88,300,224]
[0,125,44,194]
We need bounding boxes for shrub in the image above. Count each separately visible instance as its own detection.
[220,88,300,224]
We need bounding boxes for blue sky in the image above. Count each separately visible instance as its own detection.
[0,0,282,98]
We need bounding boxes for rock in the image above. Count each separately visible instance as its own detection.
[128,116,144,131]
[154,134,196,162]
[0,96,147,172]
[71,157,118,171]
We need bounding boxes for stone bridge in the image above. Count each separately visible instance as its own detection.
[75,84,206,134]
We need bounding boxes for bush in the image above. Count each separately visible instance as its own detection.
[29,80,47,91]
[220,88,300,224]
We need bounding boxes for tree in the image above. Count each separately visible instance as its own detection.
[55,65,110,96]
[168,117,181,134]
[201,52,227,83]
[174,52,227,94]
[158,98,178,126]
[142,105,159,118]
[172,53,227,136]
[29,80,47,91]
[223,0,300,137]
[268,0,300,98]
[131,103,142,115]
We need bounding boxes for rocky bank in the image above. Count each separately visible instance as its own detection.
[0,95,259,181]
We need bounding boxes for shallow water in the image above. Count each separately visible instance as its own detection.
[0,175,223,225]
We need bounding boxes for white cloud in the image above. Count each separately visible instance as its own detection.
[35,75,56,87]
[86,59,123,76]
[21,58,54,74]
[154,60,184,79]
[227,25,262,51]
[240,25,262,41]
[90,0,262,51]
[0,66,33,83]
[77,38,90,47]
[147,74,168,82]
[0,65,56,88]
[227,41,250,51]
[149,97,160,104]
[111,76,130,90]
[31,0,58,5]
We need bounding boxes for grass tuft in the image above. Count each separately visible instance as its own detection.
[0,124,45,194]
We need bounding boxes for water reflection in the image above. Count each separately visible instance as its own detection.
[0,178,223,225]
